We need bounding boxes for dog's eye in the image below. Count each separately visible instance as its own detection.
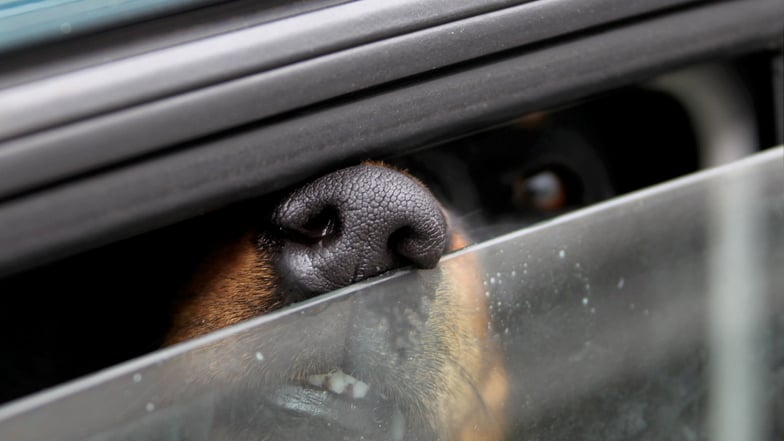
[512,169,572,213]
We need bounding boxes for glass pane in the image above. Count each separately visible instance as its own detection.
[0,147,781,440]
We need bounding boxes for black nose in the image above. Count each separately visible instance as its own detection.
[272,164,448,296]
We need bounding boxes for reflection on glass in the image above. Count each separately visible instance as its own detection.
[0,147,781,440]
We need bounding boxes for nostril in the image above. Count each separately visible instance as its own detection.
[387,226,415,262]
[388,219,446,270]
[279,206,340,245]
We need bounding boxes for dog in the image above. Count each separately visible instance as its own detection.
[2,101,697,439]
[0,113,619,440]
[151,111,622,438]
[0,161,511,441]
[161,161,508,441]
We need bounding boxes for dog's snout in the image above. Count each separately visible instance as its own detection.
[273,164,448,296]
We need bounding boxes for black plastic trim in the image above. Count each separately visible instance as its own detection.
[0,0,700,199]
[0,0,782,277]
[0,0,529,141]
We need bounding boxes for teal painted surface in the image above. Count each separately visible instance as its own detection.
[0,0,217,53]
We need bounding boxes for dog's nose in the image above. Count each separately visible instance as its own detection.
[272,164,448,296]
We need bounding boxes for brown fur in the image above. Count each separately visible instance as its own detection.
[429,231,508,440]
[165,229,277,345]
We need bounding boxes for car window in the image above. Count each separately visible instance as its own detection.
[0,1,781,439]
[0,146,780,440]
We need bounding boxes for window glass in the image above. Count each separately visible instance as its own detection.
[0,147,780,440]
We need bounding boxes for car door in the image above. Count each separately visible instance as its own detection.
[0,1,782,440]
